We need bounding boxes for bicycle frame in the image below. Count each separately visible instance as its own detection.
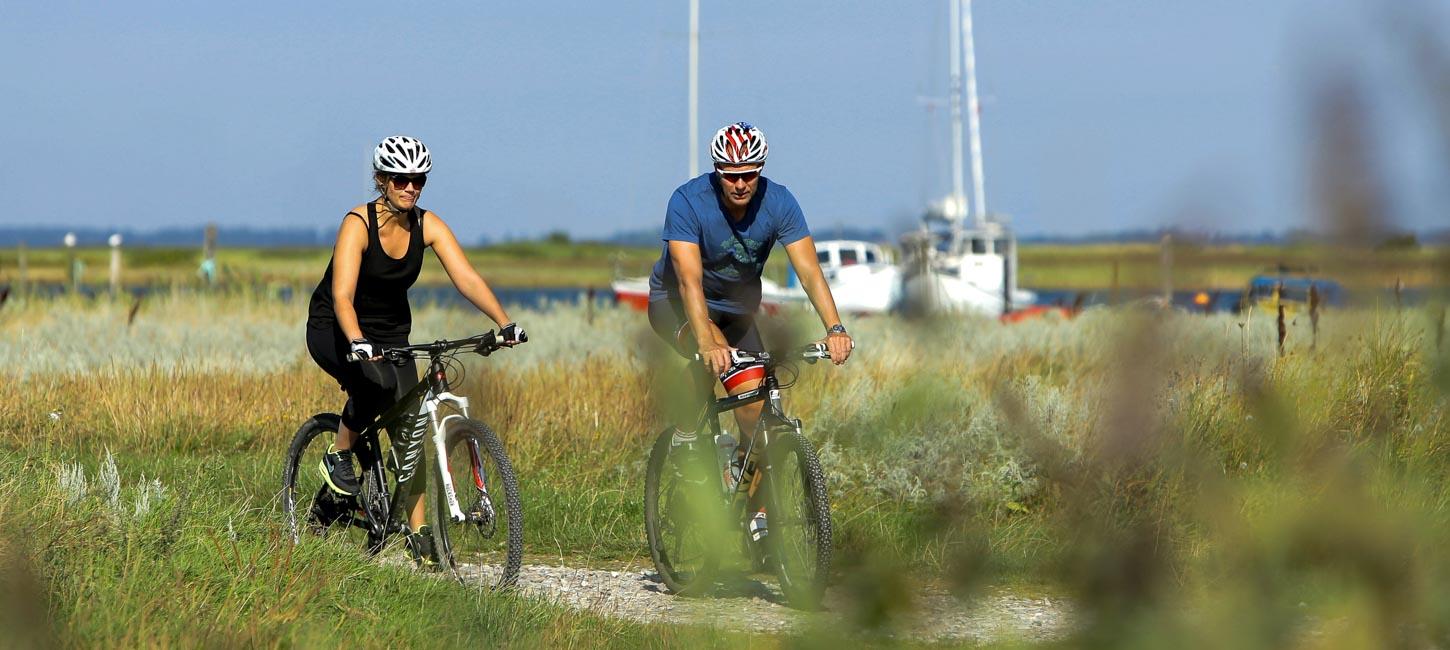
[688,356,804,509]
[355,352,491,539]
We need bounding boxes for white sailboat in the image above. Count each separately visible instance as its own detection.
[901,0,1034,316]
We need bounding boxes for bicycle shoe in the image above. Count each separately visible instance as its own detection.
[319,445,361,496]
[406,525,443,571]
[669,447,712,486]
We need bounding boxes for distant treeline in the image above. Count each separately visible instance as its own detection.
[1,225,1444,248]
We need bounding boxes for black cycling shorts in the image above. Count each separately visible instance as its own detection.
[647,298,764,356]
[305,323,418,433]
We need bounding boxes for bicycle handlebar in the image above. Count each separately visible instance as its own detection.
[692,341,841,366]
[346,330,510,364]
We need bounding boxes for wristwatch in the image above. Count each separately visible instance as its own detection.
[827,324,847,335]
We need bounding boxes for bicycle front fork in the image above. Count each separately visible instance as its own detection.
[430,394,494,526]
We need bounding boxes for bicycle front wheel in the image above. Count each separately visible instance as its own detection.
[644,427,726,596]
[430,418,523,588]
[763,430,833,610]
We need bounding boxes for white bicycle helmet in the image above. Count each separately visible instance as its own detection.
[373,136,432,174]
[710,122,768,166]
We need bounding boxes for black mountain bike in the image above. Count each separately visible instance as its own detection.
[644,342,835,609]
[282,331,523,588]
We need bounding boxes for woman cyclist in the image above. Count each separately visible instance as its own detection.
[305,135,526,568]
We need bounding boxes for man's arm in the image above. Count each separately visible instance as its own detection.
[668,240,733,375]
[783,236,853,365]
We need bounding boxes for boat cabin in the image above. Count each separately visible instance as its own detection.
[815,240,894,269]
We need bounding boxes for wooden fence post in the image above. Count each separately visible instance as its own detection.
[1309,284,1321,351]
[1277,303,1287,358]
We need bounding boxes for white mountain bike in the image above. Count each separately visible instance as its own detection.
[281,331,524,588]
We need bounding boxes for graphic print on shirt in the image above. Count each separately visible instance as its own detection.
[714,235,764,280]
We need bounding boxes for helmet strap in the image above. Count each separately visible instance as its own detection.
[374,178,408,220]
[375,196,407,223]
[382,195,405,216]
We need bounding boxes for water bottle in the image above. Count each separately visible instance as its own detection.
[715,432,740,490]
[749,508,768,541]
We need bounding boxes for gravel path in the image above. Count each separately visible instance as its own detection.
[438,559,1074,644]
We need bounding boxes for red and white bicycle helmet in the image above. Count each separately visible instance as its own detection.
[373,136,432,174]
[710,122,768,166]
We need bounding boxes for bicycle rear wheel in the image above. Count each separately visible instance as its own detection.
[763,430,833,610]
[282,414,380,548]
[644,427,726,596]
[430,418,523,588]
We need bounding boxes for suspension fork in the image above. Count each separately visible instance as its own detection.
[735,374,803,512]
[429,391,475,524]
[746,370,793,457]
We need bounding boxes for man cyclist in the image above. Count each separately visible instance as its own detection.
[646,121,854,537]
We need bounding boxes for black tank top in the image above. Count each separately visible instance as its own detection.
[307,202,425,340]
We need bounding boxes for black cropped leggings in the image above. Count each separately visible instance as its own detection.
[305,324,418,434]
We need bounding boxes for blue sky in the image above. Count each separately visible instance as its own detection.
[3,1,1446,242]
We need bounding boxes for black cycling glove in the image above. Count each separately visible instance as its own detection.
[500,322,528,345]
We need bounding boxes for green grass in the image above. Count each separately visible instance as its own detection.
[0,448,774,647]
[7,241,1442,291]
[4,291,1450,646]
[0,242,662,289]
[1018,242,1449,290]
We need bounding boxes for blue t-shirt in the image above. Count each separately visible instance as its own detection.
[648,173,811,314]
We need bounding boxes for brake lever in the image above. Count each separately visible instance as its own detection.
[473,331,499,357]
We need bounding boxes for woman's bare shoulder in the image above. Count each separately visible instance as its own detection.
[343,204,371,223]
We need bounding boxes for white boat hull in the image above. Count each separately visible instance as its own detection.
[611,276,800,314]
[901,268,1035,316]
[826,264,901,314]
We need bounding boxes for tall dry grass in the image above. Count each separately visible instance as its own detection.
[3,288,1450,644]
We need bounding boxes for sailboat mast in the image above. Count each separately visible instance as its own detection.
[947,0,966,221]
[962,0,988,225]
[688,0,700,178]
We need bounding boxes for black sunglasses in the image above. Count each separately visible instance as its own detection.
[388,174,427,190]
